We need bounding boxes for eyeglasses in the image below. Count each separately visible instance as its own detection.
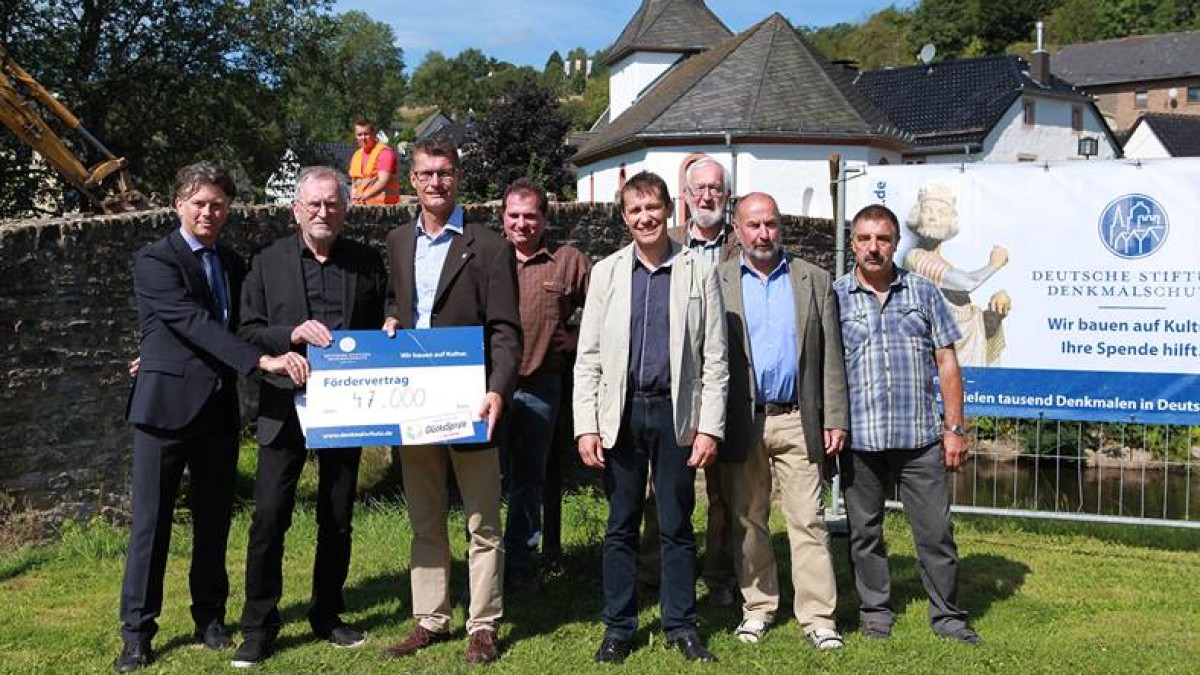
[299,200,342,215]
[689,183,725,196]
[413,169,457,184]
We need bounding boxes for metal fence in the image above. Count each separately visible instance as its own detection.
[829,419,1200,530]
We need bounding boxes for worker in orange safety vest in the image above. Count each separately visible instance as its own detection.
[348,118,401,205]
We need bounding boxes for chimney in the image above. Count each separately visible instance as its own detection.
[1030,20,1050,85]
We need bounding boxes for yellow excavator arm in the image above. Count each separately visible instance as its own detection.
[0,43,145,212]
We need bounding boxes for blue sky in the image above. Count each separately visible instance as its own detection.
[333,1,904,71]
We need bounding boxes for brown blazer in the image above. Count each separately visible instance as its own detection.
[718,253,849,464]
[385,218,522,403]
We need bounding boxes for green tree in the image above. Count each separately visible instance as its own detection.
[562,74,609,131]
[909,0,977,58]
[909,0,1063,59]
[460,76,572,202]
[565,47,590,95]
[1045,0,1109,44]
[799,22,858,62]
[282,11,406,144]
[543,49,566,92]
[0,0,332,213]
[408,48,497,116]
[846,8,916,69]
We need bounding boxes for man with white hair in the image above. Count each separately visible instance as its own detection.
[667,156,739,265]
[233,165,388,666]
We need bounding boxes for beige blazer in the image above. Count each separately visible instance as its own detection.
[573,241,728,448]
[718,253,849,464]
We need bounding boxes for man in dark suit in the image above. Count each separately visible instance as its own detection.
[117,162,308,673]
[716,192,849,649]
[230,166,387,667]
[380,137,521,665]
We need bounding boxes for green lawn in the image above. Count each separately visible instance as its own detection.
[1,448,1198,674]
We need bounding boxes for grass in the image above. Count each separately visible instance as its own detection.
[1,446,1199,674]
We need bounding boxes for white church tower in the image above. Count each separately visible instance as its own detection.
[606,0,732,121]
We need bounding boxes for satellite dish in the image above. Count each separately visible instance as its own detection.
[919,43,936,64]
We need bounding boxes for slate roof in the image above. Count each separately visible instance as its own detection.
[606,0,733,66]
[575,13,903,165]
[429,119,476,147]
[1052,30,1200,87]
[309,142,357,168]
[414,111,454,141]
[1131,113,1200,156]
[856,54,1091,149]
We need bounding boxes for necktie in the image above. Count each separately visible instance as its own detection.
[199,248,229,326]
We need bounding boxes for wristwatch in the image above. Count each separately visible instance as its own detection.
[944,424,966,437]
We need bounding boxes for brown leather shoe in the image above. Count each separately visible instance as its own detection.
[465,628,500,664]
[383,625,449,658]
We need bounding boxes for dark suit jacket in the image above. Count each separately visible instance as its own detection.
[667,223,740,263]
[239,234,388,445]
[127,229,262,430]
[386,218,522,405]
[718,253,849,464]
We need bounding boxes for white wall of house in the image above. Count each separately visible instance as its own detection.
[980,97,1118,162]
[1123,124,1171,158]
[575,142,902,218]
[609,52,682,121]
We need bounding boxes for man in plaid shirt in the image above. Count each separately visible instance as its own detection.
[832,204,981,645]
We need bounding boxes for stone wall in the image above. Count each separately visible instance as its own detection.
[0,203,836,523]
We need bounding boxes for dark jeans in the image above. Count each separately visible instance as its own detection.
[602,393,698,640]
[502,374,563,572]
[842,443,969,632]
[240,420,361,636]
[119,392,238,642]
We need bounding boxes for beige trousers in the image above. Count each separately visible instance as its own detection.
[400,444,503,634]
[720,410,837,631]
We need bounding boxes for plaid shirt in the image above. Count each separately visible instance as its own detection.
[833,266,961,452]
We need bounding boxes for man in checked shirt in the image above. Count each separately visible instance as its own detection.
[832,204,981,646]
[499,178,591,593]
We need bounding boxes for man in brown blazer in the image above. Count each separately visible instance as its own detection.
[381,137,521,665]
[716,192,849,650]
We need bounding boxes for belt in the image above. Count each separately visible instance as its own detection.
[756,402,798,416]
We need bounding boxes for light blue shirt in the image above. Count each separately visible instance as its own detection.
[413,205,464,328]
[741,255,798,404]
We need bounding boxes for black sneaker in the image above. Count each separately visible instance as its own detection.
[113,638,153,672]
[230,633,274,668]
[322,623,366,649]
[195,620,234,650]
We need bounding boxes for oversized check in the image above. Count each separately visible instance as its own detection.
[304,327,488,449]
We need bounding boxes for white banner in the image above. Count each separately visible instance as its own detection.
[848,158,1200,424]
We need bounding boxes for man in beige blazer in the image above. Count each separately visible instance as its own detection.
[717,192,849,649]
[573,171,728,664]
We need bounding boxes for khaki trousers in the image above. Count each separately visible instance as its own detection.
[400,444,503,634]
[720,410,837,631]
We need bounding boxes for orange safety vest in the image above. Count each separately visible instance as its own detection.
[349,143,401,204]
